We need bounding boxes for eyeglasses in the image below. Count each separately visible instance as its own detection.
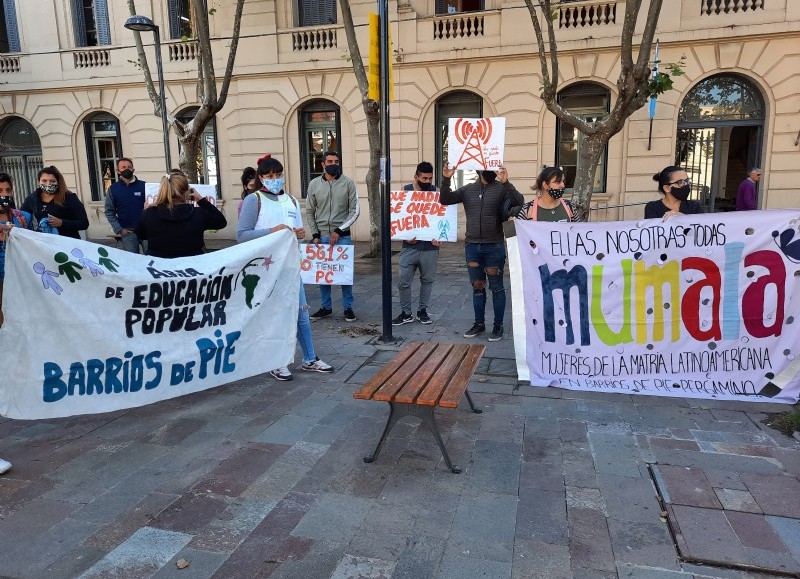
[668,178,692,187]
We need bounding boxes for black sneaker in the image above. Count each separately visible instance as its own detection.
[417,309,432,325]
[310,307,332,321]
[463,323,485,338]
[489,324,504,342]
[392,312,414,326]
[344,308,357,322]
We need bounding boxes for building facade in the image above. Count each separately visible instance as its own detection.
[0,0,798,240]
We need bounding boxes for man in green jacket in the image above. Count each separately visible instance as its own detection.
[306,150,360,322]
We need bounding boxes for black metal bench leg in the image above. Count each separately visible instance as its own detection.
[364,402,401,464]
[418,405,462,474]
[464,390,482,414]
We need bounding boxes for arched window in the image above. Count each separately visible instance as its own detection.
[676,74,765,212]
[299,100,341,197]
[556,82,610,193]
[177,108,219,187]
[83,113,121,201]
[0,117,42,206]
[435,90,482,189]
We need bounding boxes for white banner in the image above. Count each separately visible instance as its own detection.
[0,228,300,419]
[300,243,354,285]
[144,182,218,206]
[447,117,505,171]
[389,190,457,242]
[508,211,800,404]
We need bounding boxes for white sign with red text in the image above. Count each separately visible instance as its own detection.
[389,190,457,242]
[447,117,505,171]
[144,183,218,207]
[300,243,354,285]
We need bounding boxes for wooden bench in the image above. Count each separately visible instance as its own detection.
[353,341,485,473]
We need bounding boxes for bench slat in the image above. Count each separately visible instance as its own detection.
[353,341,424,400]
[394,343,456,405]
[415,343,472,406]
[438,345,486,408]
[372,342,438,402]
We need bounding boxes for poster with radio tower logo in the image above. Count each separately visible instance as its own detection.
[447,117,506,171]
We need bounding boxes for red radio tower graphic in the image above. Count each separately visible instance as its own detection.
[453,118,493,169]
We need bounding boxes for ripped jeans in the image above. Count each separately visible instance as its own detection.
[297,283,317,364]
[465,242,506,326]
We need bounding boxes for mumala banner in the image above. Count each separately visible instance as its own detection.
[0,228,300,419]
[507,211,800,403]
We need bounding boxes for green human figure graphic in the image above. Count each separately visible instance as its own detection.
[54,252,83,283]
[97,247,119,273]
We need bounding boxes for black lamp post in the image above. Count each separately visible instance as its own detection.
[124,15,171,174]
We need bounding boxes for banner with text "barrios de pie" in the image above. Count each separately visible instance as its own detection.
[507,211,800,404]
[0,228,300,419]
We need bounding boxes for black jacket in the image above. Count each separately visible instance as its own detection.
[20,190,90,239]
[135,198,227,258]
[439,177,524,243]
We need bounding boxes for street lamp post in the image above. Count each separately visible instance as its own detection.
[124,15,171,174]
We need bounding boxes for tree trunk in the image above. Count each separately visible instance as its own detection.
[365,105,381,256]
[571,135,607,222]
[177,132,201,183]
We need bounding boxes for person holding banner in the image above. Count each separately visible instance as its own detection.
[440,164,524,341]
[645,165,703,220]
[135,172,227,258]
[20,166,89,239]
[237,156,334,381]
[0,173,32,328]
[104,158,147,253]
[515,167,578,223]
[393,162,440,326]
[306,150,359,322]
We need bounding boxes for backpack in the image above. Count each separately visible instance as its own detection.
[526,197,574,221]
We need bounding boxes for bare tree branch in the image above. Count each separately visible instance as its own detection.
[126,0,161,117]
[215,0,245,113]
[192,0,217,106]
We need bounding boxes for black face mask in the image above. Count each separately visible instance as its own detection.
[120,169,134,180]
[417,182,436,191]
[0,197,12,209]
[670,184,691,202]
[324,164,341,178]
[548,188,565,200]
[481,171,497,183]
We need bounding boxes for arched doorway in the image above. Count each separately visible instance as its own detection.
[435,90,483,189]
[0,117,42,206]
[676,74,765,212]
[299,99,341,197]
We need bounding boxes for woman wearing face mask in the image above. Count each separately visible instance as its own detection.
[236,156,334,382]
[20,166,89,238]
[0,173,33,328]
[238,166,258,217]
[645,166,702,220]
[515,166,578,222]
[135,172,227,258]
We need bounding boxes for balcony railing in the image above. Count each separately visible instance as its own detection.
[701,0,764,15]
[433,12,485,40]
[73,49,110,68]
[168,40,198,62]
[559,0,617,29]
[292,27,338,51]
[0,54,21,73]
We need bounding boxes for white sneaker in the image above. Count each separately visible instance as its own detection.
[301,358,334,373]
[0,458,11,475]
[269,367,293,381]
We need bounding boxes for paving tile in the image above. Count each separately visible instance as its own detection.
[148,492,230,533]
[391,535,447,579]
[83,492,181,551]
[77,526,192,579]
[190,442,290,497]
[568,508,616,572]
[589,432,642,478]
[567,486,606,515]
[724,510,789,553]
[607,518,680,570]
[743,546,800,574]
[648,438,701,452]
[766,516,800,562]
[518,461,565,492]
[436,554,512,579]
[151,548,228,579]
[740,474,800,518]
[669,505,750,565]
[515,491,568,545]
[701,469,747,491]
[291,493,372,543]
[616,563,692,578]
[252,414,322,445]
[511,540,571,579]
[329,554,396,579]
[598,474,660,524]
[653,465,721,509]
[449,492,518,563]
[465,440,522,496]
[712,488,761,513]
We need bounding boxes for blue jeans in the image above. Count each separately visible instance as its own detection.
[121,231,146,254]
[297,284,316,364]
[318,235,353,310]
[465,242,506,326]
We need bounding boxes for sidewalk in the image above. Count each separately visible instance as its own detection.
[1,240,799,579]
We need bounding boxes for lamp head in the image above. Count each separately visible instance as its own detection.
[124,15,157,32]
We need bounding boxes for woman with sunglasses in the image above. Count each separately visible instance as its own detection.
[646,166,702,220]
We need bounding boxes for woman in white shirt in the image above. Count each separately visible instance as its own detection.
[236,156,333,381]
